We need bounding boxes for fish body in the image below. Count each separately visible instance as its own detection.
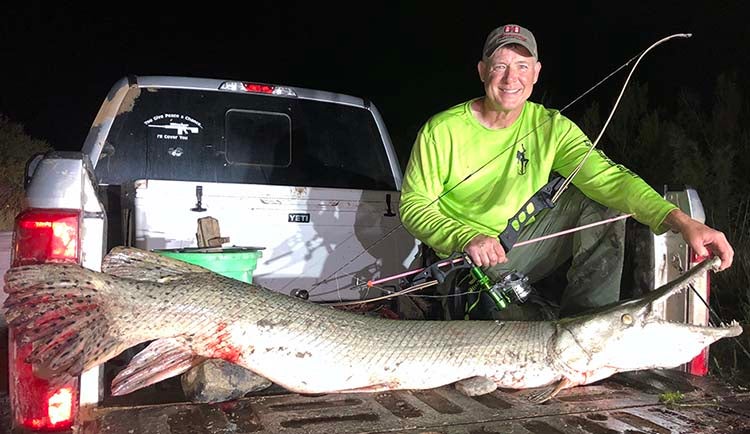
[2,247,742,402]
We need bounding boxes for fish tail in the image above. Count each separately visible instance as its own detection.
[3,264,124,381]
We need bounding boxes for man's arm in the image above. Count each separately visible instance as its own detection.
[399,129,483,257]
[663,208,734,271]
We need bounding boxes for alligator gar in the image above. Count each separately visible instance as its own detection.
[2,247,742,402]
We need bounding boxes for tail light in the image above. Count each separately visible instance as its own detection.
[13,209,81,266]
[9,208,82,430]
[687,251,711,376]
[9,329,78,431]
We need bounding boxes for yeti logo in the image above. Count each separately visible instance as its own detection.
[288,213,310,223]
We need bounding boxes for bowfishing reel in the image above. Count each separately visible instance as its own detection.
[473,270,533,310]
[464,255,533,313]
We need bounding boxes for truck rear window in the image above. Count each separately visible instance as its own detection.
[225,109,291,167]
[95,88,397,191]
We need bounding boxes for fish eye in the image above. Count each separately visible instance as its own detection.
[621,314,633,325]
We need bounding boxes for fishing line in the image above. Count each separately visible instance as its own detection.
[330,282,482,307]
[688,282,750,362]
[687,283,722,326]
[307,33,694,298]
[329,280,438,306]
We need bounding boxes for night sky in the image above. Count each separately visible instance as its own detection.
[1,1,746,165]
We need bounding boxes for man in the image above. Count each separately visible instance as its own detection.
[399,24,733,320]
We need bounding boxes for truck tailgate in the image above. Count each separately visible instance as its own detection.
[81,371,750,434]
[131,180,417,301]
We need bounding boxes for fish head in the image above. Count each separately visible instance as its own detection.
[550,257,743,384]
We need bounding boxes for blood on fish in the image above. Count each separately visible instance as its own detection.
[205,322,242,363]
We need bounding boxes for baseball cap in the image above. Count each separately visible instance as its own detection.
[482,24,538,60]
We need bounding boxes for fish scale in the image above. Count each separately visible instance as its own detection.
[2,247,742,402]
[235,308,559,392]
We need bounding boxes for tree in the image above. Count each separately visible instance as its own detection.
[0,115,52,230]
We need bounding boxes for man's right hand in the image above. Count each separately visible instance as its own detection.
[465,234,508,267]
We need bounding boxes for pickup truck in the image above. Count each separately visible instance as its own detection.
[4,75,749,433]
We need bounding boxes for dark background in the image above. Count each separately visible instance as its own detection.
[0,1,746,164]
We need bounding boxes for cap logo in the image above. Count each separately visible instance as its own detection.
[483,24,538,59]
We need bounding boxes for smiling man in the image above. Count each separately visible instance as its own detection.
[400,24,733,321]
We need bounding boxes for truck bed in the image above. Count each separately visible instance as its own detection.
[80,370,750,434]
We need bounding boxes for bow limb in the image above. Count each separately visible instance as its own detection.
[552,33,693,203]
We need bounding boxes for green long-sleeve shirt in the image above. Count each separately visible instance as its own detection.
[400,99,677,257]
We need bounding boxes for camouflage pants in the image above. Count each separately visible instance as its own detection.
[439,185,626,321]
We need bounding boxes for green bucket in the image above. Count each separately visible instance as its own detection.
[155,246,264,284]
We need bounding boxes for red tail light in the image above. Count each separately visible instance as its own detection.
[9,329,78,430]
[688,251,711,376]
[13,209,81,266]
[9,208,81,430]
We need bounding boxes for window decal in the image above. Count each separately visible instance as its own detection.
[144,113,203,141]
